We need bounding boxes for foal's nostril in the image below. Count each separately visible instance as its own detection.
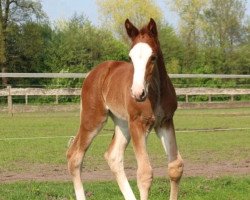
[140,90,145,98]
[139,89,147,101]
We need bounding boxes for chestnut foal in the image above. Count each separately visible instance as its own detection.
[67,18,183,200]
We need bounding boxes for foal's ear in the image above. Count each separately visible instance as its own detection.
[147,18,158,37]
[125,19,139,40]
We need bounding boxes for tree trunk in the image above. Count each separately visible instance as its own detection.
[1,64,7,86]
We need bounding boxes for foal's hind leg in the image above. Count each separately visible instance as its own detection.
[67,108,107,200]
[156,119,183,200]
[104,118,136,200]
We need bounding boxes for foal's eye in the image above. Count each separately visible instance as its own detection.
[151,55,157,62]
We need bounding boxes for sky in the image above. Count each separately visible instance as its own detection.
[41,0,179,28]
[41,0,250,28]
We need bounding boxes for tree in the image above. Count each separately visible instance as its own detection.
[167,0,208,72]
[45,15,128,87]
[168,0,248,74]
[202,0,247,73]
[227,17,250,75]
[0,23,5,65]
[0,0,45,84]
[96,0,163,41]
[5,21,52,86]
[159,24,184,73]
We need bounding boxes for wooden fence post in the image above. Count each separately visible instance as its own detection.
[7,85,13,114]
[185,95,189,103]
[55,95,59,104]
[25,95,28,105]
[208,95,212,103]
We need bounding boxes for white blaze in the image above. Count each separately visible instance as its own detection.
[129,42,152,98]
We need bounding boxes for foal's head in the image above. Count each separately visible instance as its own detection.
[125,18,160,102]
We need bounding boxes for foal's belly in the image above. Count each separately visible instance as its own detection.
[106,103,129,121]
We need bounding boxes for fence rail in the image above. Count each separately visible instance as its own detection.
[1,86,250,113]
[1,73,250,113]
[1,73,250,79]
[0,73,88,78]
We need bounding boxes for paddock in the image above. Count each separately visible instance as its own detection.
[0,72,249,199]
[0,107,249,199]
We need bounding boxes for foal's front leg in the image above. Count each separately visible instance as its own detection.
[156,119,183,200]
[130,119,153,200]
[105,122,136,200]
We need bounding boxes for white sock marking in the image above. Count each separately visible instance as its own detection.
[74,182,86,200]
[107,118,136,200]
[157,127,177,161]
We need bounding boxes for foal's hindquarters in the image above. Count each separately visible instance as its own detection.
[66,65,110,200]
[66,61,183,200]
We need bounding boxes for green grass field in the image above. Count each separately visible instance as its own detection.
[0,177,249,200]
[0,108,249,171]
[0,107,249,199]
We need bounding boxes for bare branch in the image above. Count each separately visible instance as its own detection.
[2,0,11,30]
[9,0,17,5]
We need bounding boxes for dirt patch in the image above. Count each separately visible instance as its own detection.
[0,160,249,183]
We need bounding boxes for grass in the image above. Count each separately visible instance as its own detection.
[0,176,249,200]
[0,108,249,171]
[0,108,249,199]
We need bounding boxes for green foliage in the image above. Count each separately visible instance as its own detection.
[168,0,249,76]
[166,58,181,73]
[7,22,52,73]
[0,177,249,200]
[0,1,249,89]
[96,0,163,41]
[228,44,250,74]
[159,24,184,73]
[0,0,46,70]
[45,15,128,87]
[50,15,128,72]
[5,22,52,86]
[0,24,6,63]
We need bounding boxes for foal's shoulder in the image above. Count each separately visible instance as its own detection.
[99,60,132,68]
[86,60,132,81]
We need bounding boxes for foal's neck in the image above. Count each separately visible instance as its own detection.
[156,49,168,79]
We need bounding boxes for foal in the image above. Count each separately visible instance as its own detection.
[67,18,183,200]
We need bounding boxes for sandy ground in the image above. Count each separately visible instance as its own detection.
[1,160,249,183]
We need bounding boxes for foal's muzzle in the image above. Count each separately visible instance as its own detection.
[131,88,148,102]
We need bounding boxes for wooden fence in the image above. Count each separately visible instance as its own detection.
[1,72,250,79]
[1,73,250,113]
[1,86,250,113]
